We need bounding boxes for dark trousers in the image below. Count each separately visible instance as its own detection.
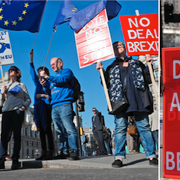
[93,129,106,154]
[1,110,24,159]
[39,104,54,151]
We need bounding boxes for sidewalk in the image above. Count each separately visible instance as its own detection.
[3,152,158,169]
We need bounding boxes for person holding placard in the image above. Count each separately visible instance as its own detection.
[96,41,158,168]
[0,66,31,169]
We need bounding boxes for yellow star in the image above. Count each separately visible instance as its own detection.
[12,20,17,25]
[4,20,9,26]
[18,16,23,21]
[0,15,3,20]
[22,10,27,15]
[0,7,3,13]
[24,3,29,8]
[2,3,5,5]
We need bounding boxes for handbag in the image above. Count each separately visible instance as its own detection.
[22,107,34,128]
[109,66,130,115]
[128,125,138,136]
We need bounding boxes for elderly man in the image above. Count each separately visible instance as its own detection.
[39,57,78,160]
[96,41,158,167]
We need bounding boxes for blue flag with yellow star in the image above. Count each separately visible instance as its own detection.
[53,0,78,30]
[0,0,47,33]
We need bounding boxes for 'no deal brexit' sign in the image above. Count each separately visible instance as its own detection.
[120,14,158,56]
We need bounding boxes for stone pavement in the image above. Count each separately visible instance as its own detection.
[3,152,158,170]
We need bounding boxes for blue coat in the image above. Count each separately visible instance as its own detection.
[30,63,51,131]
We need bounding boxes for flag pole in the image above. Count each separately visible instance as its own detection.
[32,32,38,49]
[43,30,56,69]
[97,61,112,112]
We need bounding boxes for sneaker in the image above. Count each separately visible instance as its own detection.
[0,158,5,169]
[112,159,123,168]
[69,150,79,160]
[149,158,158,166]
[53,151,69,160]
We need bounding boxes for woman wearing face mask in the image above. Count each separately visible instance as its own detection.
[0,66,31,170]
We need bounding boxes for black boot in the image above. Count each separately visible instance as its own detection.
[0,158,5,169]
[44,149,54,160]
[36,150,47,160]
[11,158,19,170]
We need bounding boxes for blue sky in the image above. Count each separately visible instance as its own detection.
[0,0,158,132]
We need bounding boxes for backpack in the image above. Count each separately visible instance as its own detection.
[72,76,81,102]
[84,135,88,144]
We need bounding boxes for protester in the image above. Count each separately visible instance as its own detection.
[111,129,115,155]
[80,132,87,157]
[92,108,107,155]
[0,66,31,169]
[103,126,112,155]
[39,57,79,160]
[30,49,54,160]
[96,41,158,167]
[149,105,158,152]
[126,117,134,154]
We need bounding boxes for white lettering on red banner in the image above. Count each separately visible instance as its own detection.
[120,14,158,56]
[163,47,180,179]
[75,9,114,68]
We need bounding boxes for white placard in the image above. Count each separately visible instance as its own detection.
[0,30,14,66]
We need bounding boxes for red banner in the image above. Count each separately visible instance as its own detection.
[75,9,114,68]
[120,14,158,56]
[163,47,180,179]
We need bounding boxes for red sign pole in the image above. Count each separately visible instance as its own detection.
[163,47,180,179]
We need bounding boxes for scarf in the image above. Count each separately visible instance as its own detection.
[109,57,145,102]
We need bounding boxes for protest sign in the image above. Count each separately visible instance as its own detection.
[0,30,14,66]
[75,9,114,68]
[163,47,180,179]
[120,14,158,56]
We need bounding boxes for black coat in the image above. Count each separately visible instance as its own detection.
[104,58,153,114]
[92,110,103,131]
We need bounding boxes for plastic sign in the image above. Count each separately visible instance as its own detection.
[162,47,180,179]
[0,30,14,66]
[120,14,158,56]
[75,9,114,68]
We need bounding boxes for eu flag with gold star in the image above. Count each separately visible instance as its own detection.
[0,0,47,33]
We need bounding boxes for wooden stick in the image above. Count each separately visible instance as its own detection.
[98,64,112,112]
[147,61,158,106]
[0,65,7,101]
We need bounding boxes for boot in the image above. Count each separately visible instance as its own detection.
[0,158,5,169]
[36,150,47,160]
[43,149,54,160]
[11,158,19,170]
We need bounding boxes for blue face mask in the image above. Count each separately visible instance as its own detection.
[9,85,21,96]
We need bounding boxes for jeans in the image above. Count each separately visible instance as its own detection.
[1,110,24,160]
[81,144,87,157]
[114,111,156,159]
[52,103,78,153]
[152,130,158,150]
[104,141,111,154]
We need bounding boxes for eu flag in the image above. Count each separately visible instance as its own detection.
[53,0,78,30]
[69,0,121,31]
[0,0,47,33]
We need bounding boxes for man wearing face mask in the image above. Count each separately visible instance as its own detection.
[39,57,79,161]
[96,41,158,168]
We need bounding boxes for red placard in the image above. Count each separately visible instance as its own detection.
[163,47,180,179]
[75,9,114,68]
[120,14,158,56]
